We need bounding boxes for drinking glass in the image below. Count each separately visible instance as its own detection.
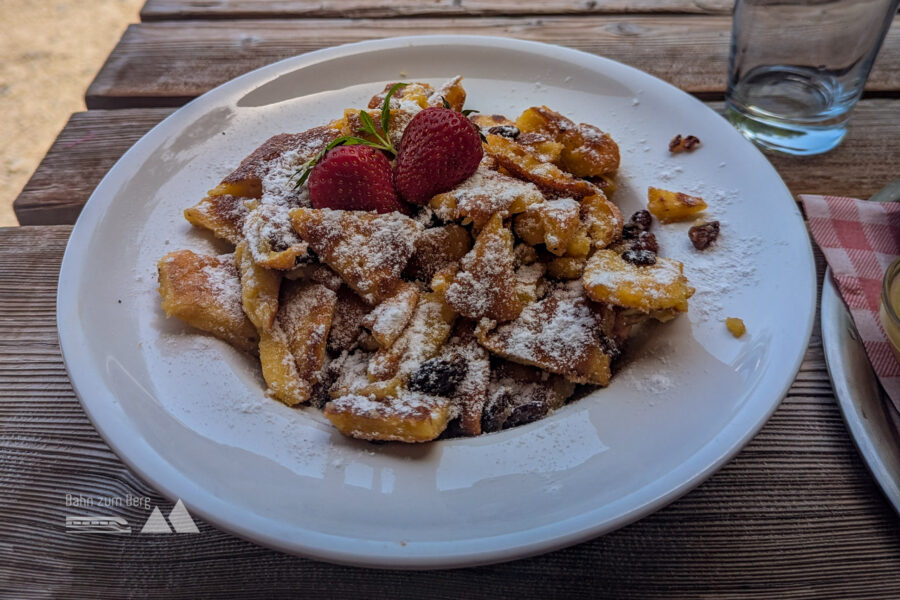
[726,0,899,155]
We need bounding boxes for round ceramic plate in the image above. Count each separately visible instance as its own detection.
[57,36,817,568]
[822,280,900,513]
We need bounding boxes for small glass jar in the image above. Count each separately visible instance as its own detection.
[880,257,900,362]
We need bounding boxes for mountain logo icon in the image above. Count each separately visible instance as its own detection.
[140,499,200,534]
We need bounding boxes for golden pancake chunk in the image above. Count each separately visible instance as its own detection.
[582,249,694,312]
[442,321,491,436]
[234,242,282,331]
[208,126,340,199]
[367,290,457,382]
[243,204,309,270]
[484,134,597,199]
[367,81,434,110]
[428,76,467,111]
[279,280,337,384]
[514,197,581,256]
[476,285,613,385]
[157,250,258,354]
[560,124,620,177]
[470,113,515,129]
[291,208,422,304]
[517,132,564,163]
[430,166,544,228]
[581,193,624,248]
[285,263,344,291]
[515,106,620,177]
[547,256,587,280]
[324,391,452,443]
[515,262,547,305]
[515,105,574,138]
[184,194,251,245]
[429,264,458,296]
[361,282,420,349]
[258,323,310,406]
[330,352,403,400]
[405,224,473,282]
[445,213,524,323]
[647,187,708,223]
[327,288,371,353]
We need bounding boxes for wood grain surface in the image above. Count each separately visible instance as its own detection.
[140,0,737,19]
[83,18,900,108]
[1,225,899,598]
[6,0,900,594]
[13,100,900,225]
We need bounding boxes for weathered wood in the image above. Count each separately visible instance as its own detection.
[13,100,900,225]
[12,109,174,226]
[1,225,898,597]
[140,0,737,20]
[85,18,900,109]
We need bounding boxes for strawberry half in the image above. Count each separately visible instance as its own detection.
[308,145,406,213]
[393,107,484,205]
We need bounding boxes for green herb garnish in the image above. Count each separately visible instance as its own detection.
[292,82,407,189]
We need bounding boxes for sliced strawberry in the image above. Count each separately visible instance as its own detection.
[393,107,484,205]
[308,145,406,213]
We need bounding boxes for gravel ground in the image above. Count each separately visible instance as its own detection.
[0,0,143,226]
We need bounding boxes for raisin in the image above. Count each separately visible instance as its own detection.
[488,125,520,139]
[622,249,657,266]
[269,237,291,253]
[600,334,621,362]
[629,209,652,232]
[408,357,468,397]
[629,231,659,253]
[689,220,720,250]
[622,223,642,239]
[481,390,512,433]
[504,401,548,428]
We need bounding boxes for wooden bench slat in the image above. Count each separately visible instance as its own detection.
[140,0,737,20]
[85,17,900,109]
[13,100,900,225]
[1,224,899,597]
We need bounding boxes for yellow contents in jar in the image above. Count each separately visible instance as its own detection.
[879,264,900,361]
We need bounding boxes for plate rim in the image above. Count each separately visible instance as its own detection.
[821,268,900,514]
[56,34,818,568]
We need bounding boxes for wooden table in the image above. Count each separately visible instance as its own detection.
[4,1,900,597]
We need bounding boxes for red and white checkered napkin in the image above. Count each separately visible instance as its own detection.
[800,194,900,407]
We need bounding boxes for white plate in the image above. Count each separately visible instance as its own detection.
[57,36,817,568]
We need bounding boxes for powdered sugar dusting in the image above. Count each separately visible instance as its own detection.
[294,209,422,304]
[243,203,306,264]
[499,287,598,366]
[199,256,244,321]
[442,165,542,225]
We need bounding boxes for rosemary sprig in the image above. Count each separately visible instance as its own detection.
[292,82,407,189]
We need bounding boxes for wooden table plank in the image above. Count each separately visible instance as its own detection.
[13,99,900,225]
[84,17,900,109]
[12,109,174,226]
[140,0,737,20]
[1,224,899,598]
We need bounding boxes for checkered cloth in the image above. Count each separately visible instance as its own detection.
[800,194,900,407]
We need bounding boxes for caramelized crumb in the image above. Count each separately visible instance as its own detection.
[726,317,746,338]
[669,134,701,153]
